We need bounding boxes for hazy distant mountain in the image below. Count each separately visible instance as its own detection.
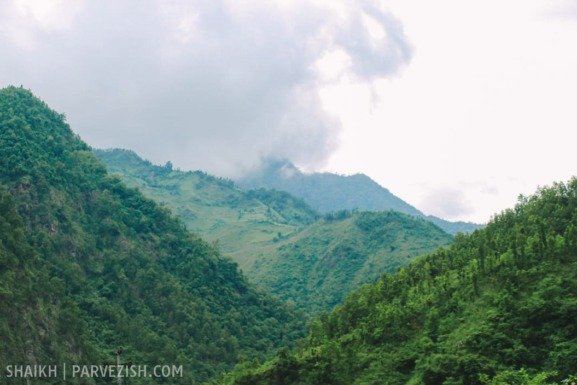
[237,159,481,234]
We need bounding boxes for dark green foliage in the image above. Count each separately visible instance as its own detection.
[0,86,305,384]
[0,185,101,377]
[216,179,577,385]
[237,158,481,234]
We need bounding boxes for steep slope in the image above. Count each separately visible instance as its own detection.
[0,86,305,383]
[0,185,101,373]
[216,179,577,385]
[237,159,480,234]
[247,210,453,313]
[95,150,453,314]
[94,148,318,270]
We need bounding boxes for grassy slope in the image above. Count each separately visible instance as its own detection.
[94,148,317,270]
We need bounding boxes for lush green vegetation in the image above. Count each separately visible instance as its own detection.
[94,148,318,271]
[96,150,453,314]
[214,179,577,384]
[0,86,306,384]
[5,86,576,385]
[237,158,480,234]
[249,210,453,313]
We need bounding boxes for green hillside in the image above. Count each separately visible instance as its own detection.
[216,179,577,385]
[247,210,453,313]
[237,159,481,235]
[96,150,453,314]
[0,86,305,384]
[94,148,318,271]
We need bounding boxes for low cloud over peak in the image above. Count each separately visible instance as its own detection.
[0,0,411,177]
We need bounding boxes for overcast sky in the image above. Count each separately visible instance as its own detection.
[1,0,576,223]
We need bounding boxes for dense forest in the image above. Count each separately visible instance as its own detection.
[250,210,452,313]
[96,149,452,314]
[214,179,577,384]
[0,86,306,384]
[236,158,480,235]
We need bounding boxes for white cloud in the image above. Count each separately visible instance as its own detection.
[321,0,577,223]
[543,0,577,19]
[419,187,474,220]
[0,0,411,177]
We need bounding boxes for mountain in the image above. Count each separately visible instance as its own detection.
[94,148,318,271]
[95,150,453,314]
[247,210,453,313]
[0,86,305,383]
[215,179,577,385]
[237,158,481,234]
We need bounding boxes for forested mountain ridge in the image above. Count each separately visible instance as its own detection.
[215,179,577,385]
[237,158,481,235]
[96,149,453,314]
[0,86,305,383]
[247,210,453,313]
[94,148,318,270]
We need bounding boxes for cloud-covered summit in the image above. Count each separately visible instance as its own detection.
[0,0,411,177]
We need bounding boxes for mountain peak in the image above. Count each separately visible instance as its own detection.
[251,157,301,179]
[235,159,480,234]
[237,160,423,216]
